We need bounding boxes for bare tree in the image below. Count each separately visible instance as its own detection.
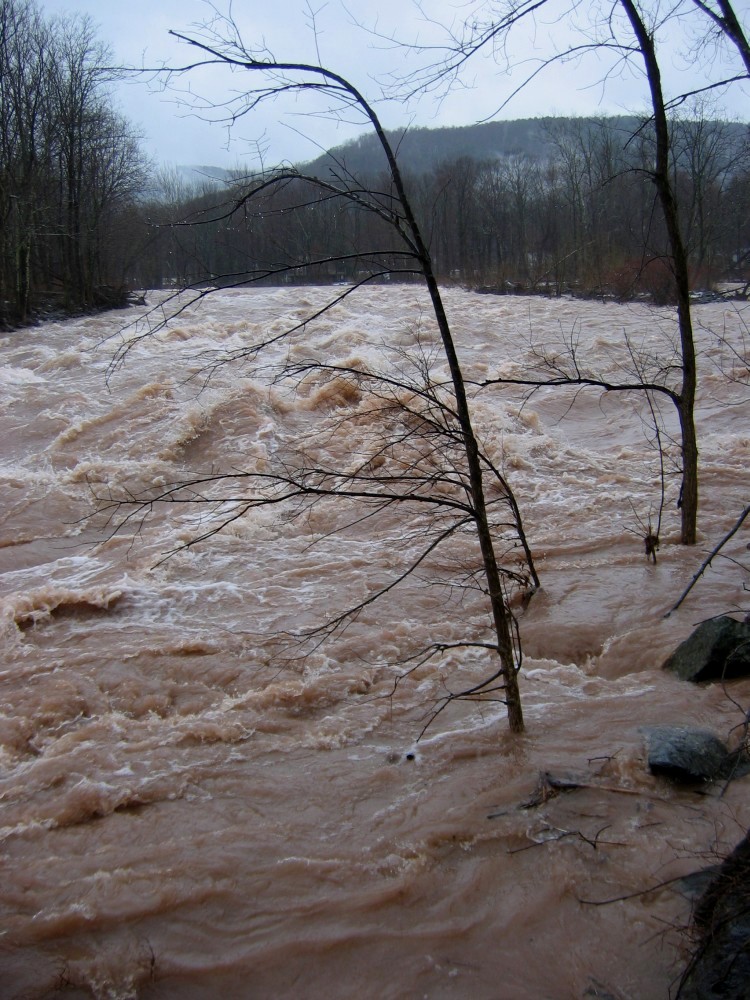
[690,0,750,77]
[598,0,702,544]
[0,0,150,323]
[104,16,539,734]
[0,0,48,323]
[378,0,750,547]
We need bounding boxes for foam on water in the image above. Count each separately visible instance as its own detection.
[1,286,749,999]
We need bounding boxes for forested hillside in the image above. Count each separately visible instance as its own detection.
[2,0,749,327]
[302,119,563,175]
[300,116,749,177]
[135,113,750,302]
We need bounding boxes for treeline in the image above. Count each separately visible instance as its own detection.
[2,0,749,324]
[0,0,149,326]
[134,113,750,303]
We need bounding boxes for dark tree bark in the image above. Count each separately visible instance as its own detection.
[619,0,699,545]
[112,30,536,733]
[691,0,750,76]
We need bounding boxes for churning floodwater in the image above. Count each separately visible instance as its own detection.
[1,285,748,999]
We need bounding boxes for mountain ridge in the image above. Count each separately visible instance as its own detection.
[178,115,749,181]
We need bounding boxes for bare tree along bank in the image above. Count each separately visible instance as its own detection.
[0,0,149,328]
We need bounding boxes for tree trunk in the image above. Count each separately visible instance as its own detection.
[366,100,526,730]
[620,0,699,545]
[422,266,525,731]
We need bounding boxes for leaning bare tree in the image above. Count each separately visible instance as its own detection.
[104,17,539,733]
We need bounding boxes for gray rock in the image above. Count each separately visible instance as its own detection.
[663,616,750,683]
[646,727,731,782]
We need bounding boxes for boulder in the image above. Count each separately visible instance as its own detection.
[663,616,750,683]
[678,831,750,999]
[646,727,732,783]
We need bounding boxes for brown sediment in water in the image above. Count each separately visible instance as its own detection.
[0,287,748,999]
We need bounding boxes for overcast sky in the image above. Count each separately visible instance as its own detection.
[38,0,750,170]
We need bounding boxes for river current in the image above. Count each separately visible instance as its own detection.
[1,286,748,998]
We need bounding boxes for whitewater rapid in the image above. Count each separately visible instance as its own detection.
[0,285,748,999]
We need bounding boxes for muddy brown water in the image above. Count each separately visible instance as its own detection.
[1,287,748,999]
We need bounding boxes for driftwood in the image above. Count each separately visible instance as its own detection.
[521,771,646,809]
[667,505,750,615]
[486,770,645,820]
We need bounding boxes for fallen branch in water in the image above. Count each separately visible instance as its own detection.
[578,872,702,907]
[509,824,626,853]
[486,770,646,816]
[667,504,750,615]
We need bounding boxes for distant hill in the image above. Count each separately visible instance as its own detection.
[169,117,749,186]
[299,115,748,177]
[179,165,236,183]
[299,118,631,176]
[176,122,584,181]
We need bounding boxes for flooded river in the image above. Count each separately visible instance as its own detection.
[1,286,748,998]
